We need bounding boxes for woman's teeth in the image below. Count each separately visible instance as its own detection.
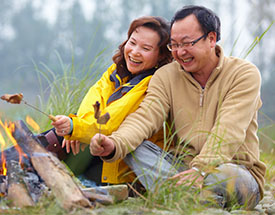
[130,57,142,63]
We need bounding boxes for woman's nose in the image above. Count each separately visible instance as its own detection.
[131,47,141,56]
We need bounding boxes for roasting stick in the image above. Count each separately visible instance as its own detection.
[21,100,57,122]
[93,101,110,144]
[1,93,57,122]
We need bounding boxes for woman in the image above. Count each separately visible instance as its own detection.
[47,16,172,185]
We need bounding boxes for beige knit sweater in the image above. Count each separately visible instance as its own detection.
[105,45,266,198]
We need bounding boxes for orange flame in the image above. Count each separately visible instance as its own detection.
[26,115,40,132]
[0,119,28,171]
[0,132,7,175]
[0,120,17,146]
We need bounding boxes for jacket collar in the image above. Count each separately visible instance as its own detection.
[107,68,156,104]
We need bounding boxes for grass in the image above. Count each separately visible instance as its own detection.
[142,182,204,213]
[0,194,95,215]
[1,47,109,132]
[261,152,275,184]
[32,49,109,131]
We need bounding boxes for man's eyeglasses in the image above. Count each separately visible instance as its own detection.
[167,34,207,51]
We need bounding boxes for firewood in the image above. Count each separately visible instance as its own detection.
[82,191,114,205]
[7,160,35,207]
[11,120,92,210]
[82,184,128,202]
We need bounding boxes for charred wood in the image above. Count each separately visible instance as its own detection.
[7,160,35,207]
[11,120,92,210]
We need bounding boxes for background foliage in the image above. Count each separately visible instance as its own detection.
[0,0,274,121]
[0,0,274,133]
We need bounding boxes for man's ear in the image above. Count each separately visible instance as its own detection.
[208,32,217,48]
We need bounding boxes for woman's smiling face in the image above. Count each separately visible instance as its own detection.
[124,26,160,75]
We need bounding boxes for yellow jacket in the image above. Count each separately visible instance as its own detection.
[66,63,161,183]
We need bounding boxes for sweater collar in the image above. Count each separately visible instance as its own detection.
[214,44,224,72]
[176,45,225,88]
[204,45,224,87]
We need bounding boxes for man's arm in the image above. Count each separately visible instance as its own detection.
[99,68,171,162]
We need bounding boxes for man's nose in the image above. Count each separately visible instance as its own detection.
[175,47,188,56]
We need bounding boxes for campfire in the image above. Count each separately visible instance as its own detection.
[0,118,35,203]
[0,118,128,211]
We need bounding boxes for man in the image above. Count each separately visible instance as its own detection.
[90,5,266,209]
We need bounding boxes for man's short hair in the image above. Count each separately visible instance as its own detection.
[171,5,221,42]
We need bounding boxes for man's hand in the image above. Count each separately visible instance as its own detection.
[170,168,204,188]
[62,139,87,155]
[90,134,115,157]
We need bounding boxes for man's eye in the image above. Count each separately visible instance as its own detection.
[181,42,192,47]
[171,44,178,48]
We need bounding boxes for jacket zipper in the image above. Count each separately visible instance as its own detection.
[199,88,204,107]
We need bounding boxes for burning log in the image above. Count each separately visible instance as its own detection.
[11,120,91,210]
[7,160,35,207]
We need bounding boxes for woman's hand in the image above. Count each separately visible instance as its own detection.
[51,115,71,136]
[90,134,115,157]
[62,139,87,155]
